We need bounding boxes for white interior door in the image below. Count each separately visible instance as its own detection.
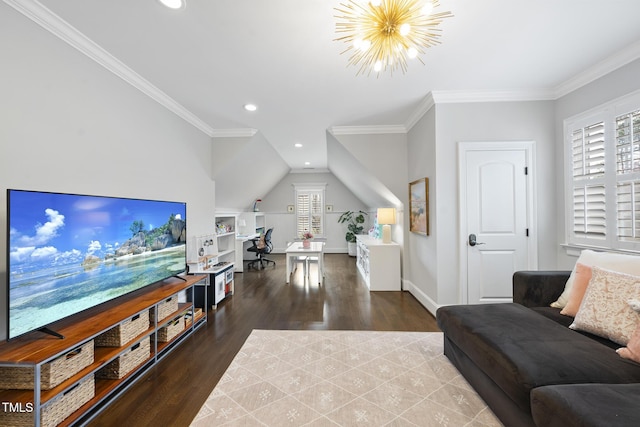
[460,142,536,304]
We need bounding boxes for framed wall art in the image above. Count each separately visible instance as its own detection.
[409,177,429,235]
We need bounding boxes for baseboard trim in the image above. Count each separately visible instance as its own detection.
[403,279,440,317]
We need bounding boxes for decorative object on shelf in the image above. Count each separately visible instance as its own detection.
[302,231,313,248]
[253,198,262,212]
[377,207,397,243]
[338,210,368,256]
[215,222,230,234]
[409,177,429,235]
[334,0,453,75]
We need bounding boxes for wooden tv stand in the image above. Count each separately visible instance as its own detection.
[0,274,207,427]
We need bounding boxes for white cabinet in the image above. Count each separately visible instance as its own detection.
[215,214,237,266]
[356,235,401,291]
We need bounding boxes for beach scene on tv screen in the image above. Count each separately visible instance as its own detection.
[8,191,186,339]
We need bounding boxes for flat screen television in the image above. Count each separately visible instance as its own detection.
[6,189,187,340]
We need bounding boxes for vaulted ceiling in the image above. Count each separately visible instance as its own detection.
[13,0,640,173]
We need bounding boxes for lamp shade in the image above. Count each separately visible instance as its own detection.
[377,208,396,225]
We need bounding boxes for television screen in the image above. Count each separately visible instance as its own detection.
[7,189,187,340]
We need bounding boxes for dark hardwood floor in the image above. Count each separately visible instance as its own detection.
[88,253,439,427]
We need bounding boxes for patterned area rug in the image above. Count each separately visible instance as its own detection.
[191,330,502,426]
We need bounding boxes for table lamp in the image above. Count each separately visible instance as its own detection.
[377,208,396,244]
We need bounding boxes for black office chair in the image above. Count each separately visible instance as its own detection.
[247,228,275,269]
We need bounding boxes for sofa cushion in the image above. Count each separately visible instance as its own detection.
[570,267,640,346]
[560,263,592,317]
[617,323,640,363]
[531,306,574,327]
[437,303,640,414]
[552,250,640,309]
[530,307,621,350]
[531,383,640,427]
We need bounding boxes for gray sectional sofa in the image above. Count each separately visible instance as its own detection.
[437,271,640,427]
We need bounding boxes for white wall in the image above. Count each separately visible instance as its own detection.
[333,132,408,206]
[406,100,557,312]
[327,132,404,209]
[554,58,640,269]
[213,132,290,211]
[0,6,215,340]
[327,131,407,258]
[257,171,370,253]
[405,107,438,309]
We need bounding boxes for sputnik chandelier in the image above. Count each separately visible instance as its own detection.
[334,0,452,76]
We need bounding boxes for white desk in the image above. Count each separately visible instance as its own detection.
[285,241,325,284]
[235,233,260,272]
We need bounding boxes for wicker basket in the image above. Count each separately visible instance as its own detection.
[0,341,94,391]
[185,308,203,328]
[157,316,185,343]
[96,337,151,380]
[151,294,179,323]
[0,407,32,427]
[95,310,150,347]
[40,376,95,427]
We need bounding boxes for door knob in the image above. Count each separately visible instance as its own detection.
[468,234,485,247]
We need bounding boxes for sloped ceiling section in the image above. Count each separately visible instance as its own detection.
[213,131,290,211]
[326,131,402,209]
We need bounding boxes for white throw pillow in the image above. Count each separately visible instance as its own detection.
[551,250,640,309]
[570,267,640,346]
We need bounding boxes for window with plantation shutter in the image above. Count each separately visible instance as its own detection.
[565,91,640,252]
[294,184,325,238]
[570,122,606,241]
[616,109,640,242]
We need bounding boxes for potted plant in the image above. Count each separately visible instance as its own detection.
[338,210,367,256]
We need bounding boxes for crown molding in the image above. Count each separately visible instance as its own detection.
[553,39,640,98]
[211,128,258,138]
[404,93,435,131]
[329,124,407,136]
[430,89,556,104]
[5,0,216,137]
[9,0,640,142]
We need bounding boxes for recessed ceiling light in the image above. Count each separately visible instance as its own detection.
[294,143,303,148]
[305,162,311,166]
[244,104,257,112]
[158,0,185,10]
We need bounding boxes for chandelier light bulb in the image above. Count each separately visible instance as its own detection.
[158,0,185,10]
[421,1,434,16]
[334,0,453,75]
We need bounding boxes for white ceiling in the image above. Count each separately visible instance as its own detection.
[24,0,640,169]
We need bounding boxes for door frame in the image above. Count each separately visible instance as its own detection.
[458,141,538,304]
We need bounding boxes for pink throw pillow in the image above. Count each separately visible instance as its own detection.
[560,263,592,317]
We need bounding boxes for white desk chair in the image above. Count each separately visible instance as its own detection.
[303,238,325,280]
[286,241,308,277]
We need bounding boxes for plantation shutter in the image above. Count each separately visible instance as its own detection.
[565,92,640,251]
[571,122,607,240]
[295,184,325,237]
[616,109,640,242]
